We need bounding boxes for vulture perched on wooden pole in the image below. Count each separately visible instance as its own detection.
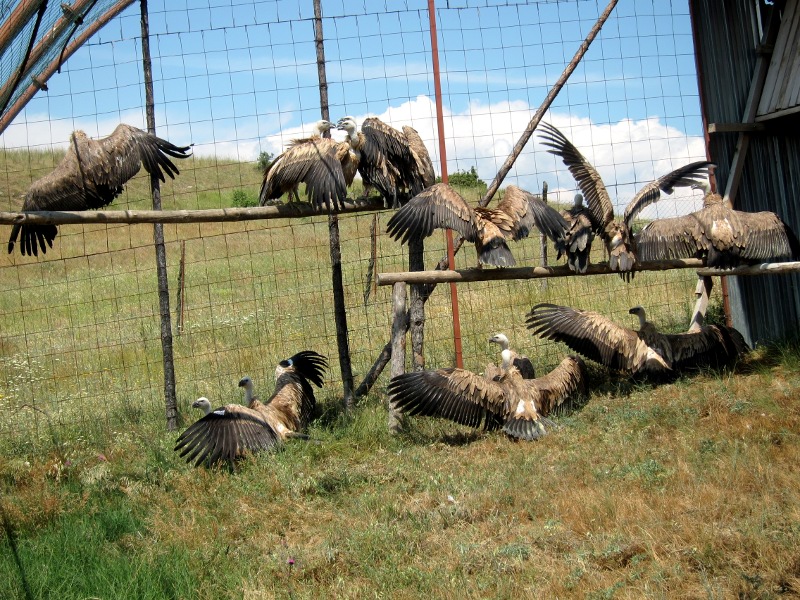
[258,120,348,212]
[634,179,800,268]
[488,333,536,379]
[537,121,714,277]
[386,182,569,267]
[336,116,435,208]
[387,355,586,441]
[7,123,192,256]
[174,350,328,468]
[526,303,748,378]
[556,193,594,273]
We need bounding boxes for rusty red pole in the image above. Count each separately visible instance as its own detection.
[427,0,464,369]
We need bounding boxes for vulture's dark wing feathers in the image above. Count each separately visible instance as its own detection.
[281,350,329,388]
[634,214,704,262]
[8,123,191,256]
[666,325,749,371]
[622,161,714,229]
[402,125,436,190]
[498,185,569,242]
[388,367,506,429]
[386,183,477,244]
[174,405,280,468]
[538,122,614,231]
[526,303,644,372]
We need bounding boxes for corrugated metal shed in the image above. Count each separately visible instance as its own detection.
[757,0,800,120]
[690,0,800,346]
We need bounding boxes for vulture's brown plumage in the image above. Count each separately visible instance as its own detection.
[174,350,328,468]
[556,193,595,273]
[386,182,569,267]
[388,356,586,441]
[635,180,800,268]
[538,122,713,276]
[488,333,536,379]
[336,116,435,208]
[259,120,348,212]
[526,303,748,377]
[8,123,191,256]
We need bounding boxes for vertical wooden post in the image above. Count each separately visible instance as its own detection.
[313,0,354,408]
[176,240,186,335]
[689,276,713,332]
[540,181,549,290]
[409,236,425,372]
[389,282,408,432]
[140,0,179,431]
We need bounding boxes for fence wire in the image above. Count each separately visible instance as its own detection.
[0,0,709,453]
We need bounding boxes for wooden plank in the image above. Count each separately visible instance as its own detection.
[377,260,800,286]
[0,196,388,226]
[389,282,407,433]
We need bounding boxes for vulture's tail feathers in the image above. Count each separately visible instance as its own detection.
[502,416,549,441]
[782,220,800,260]
[478,238,516,267]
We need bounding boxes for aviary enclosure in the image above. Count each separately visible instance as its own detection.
[1,0,722,450]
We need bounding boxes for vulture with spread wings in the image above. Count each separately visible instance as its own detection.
[8,123,191,256]
[388,355,586,441]
[537,122,713,276]
[386,182,569,267]
[259,120,350,212]
[174,350,328,468]
[635,180,800,268]
[526,303,748,377]
[336,116,435,208]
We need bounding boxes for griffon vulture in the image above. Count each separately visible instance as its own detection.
[388,355,586,441]
[556,193,595,273]
[635,179,800,268]
[537,121,713,276]
[336,116,435,208]
[526,303,748,377]
[488,333,536,379]
[174,350,328,467]
[258,120,348,212]
[386,182,569,267]
[7,123,192,256]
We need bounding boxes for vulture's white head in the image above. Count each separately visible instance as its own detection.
[488,333,510,350]
[238,376,255,403]
[314,120,334,135]
[629,305,647,328]
[336,116,358,137]
[192,397,213,416]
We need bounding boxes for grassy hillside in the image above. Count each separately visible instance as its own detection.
[3,148,798,598]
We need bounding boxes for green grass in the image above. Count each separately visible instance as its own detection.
[3,149,797,598]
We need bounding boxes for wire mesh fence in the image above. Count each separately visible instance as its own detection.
[0,0,710,453]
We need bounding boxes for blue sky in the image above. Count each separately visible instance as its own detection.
[1,0,709,217]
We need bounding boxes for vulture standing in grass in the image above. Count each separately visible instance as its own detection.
[386,182,569,267]
[537,121,714,276]
[7,123,192,257]
[258,120,348,212]
[336,116,435,208]
[388,355,586,441]
[635,179,800,268]
[174,350,328,468]
[526,303,748,378]
[488,333,536,379]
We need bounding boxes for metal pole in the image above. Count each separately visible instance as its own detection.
[140,0,179,431]
[313,0,354,407]
[427,0,464,369]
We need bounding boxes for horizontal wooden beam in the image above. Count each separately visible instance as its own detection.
[377,259,706,286]
[0,197,388,226]
[697,261,800,277]
[707,122,766,134]
[378,260,800,286]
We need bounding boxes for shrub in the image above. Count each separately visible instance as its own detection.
[256,151,274,172]
[438,166,486,189]
[231,189,257,207]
